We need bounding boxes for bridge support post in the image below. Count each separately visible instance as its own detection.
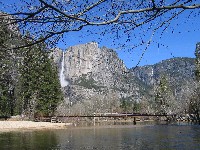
[133,117,136,125]
[93,112,96,126]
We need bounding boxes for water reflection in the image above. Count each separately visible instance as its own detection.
[0,124,200,150]
[54,125,200,150]
[0,130,58,150]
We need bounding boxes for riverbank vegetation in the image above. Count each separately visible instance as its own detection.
[188,42,200,124]
[0,17,63,119]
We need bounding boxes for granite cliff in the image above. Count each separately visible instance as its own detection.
[51,42,196,115]
[53,42,151,115]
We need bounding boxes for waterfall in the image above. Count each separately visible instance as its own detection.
[60,51,69,87]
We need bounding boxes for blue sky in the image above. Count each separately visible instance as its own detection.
[1,0,200,68]
[56,12,199,68]
[55,7,200,68]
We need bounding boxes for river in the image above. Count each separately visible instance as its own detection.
[0,123,200,150]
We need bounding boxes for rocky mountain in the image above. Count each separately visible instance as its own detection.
[51,42,197,115]
[131,57,195,87]
[52,42,151,115]
[64,42,127,86]
[131,57,196,113]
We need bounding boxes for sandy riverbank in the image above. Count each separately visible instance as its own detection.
[0,121,72,132]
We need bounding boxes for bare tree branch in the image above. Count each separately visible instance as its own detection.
[77,0,106,16]
[0,0,199,50]
[88,4,200,25]
[38,0,90,24]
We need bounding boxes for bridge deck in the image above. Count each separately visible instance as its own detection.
[56,114,173,118]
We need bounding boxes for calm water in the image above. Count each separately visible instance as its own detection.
[0,124,200,150]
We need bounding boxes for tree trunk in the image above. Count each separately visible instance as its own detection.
[196,111,200,125]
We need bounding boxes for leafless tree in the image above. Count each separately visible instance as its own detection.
[0,0,199,51]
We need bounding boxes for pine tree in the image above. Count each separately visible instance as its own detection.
[17,44,63,118]
[0,14,63,118]
[0,19,18,116]
[195,42,200,82]
[154,75,174,115]
[120,97,131,114]
[35,50,63,117]
[189,42,200,124]
[16,46,39,118]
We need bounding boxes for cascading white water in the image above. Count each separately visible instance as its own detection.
[60,51,69,87]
